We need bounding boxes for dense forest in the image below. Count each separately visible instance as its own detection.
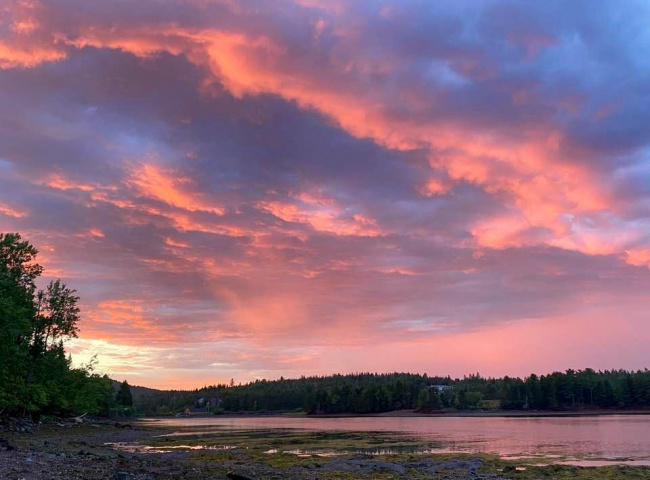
[132,369,650,416]
[0,233,131,417]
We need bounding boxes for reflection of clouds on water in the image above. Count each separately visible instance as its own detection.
[140,415,650,466]
[106,442,241,454]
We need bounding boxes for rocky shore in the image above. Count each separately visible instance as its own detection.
[0,418,176,479]
[1,417,649,479]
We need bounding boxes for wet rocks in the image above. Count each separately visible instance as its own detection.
[316,455,488,477]
[0,438,16,451]
[323,455,406,475]
[1,417,35,434]
[226,471,256,480]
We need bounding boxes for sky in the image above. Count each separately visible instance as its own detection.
[1,0,649,389]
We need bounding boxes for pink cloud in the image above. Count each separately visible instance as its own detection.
[128,162,226,215]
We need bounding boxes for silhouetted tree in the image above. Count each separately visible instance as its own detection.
[116,381,133,408]
[0,232,111,416]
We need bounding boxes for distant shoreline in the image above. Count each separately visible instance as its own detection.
[153,407,650,420]
[310,408,650,418]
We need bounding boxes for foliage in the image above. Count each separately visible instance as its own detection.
[0,232,114,416]
[417,387,442,410]
[132,369,650,416]
[116,380,133,409]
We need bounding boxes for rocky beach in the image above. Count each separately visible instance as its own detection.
[1,417,649,479]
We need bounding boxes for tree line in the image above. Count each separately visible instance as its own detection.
[133,369,650,415]
[0,233,132,418]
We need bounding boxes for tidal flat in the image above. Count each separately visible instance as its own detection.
[1,420,650,479]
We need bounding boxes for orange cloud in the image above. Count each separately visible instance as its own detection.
[81,299,183,346]
[0,203,27,218]
[625,249,650,269]
[129,163,225,215]
[3,11,646,268]
[0,41,66,69]
[39,172,96,192]
[258,192,381,237]
[470,213,534,249]
[74,228,105,239]
[419,178,452,197]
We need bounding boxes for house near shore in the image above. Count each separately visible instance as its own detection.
[430,385,453,392]
[192,397,222,413]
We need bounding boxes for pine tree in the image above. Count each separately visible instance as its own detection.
[116,381,133,408]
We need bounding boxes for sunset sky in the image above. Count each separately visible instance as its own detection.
[1,0,649,389]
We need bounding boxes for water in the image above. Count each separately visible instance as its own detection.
[145,414,650,466]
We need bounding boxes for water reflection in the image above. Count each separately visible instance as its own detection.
[142,414,650,466]
[263,446,471,457]
[106,442,241,454]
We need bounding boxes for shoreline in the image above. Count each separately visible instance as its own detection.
[311,408,650,418]
[2,416,649,479]
[147,407,650,420]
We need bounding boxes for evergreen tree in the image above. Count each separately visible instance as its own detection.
[116,381,133,408]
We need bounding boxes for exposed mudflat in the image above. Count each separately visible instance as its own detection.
[1,419,649,479]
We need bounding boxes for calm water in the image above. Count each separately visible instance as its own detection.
[148,415,650,466]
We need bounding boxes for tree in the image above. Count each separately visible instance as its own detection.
[456,390,468,410]
[0,233,43,290]
[31,280,80,355]
[524,374,543,409]
[0,233,41,413]
[417,387,442,410]
[0,232,111,416]
[116,381,133,408]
